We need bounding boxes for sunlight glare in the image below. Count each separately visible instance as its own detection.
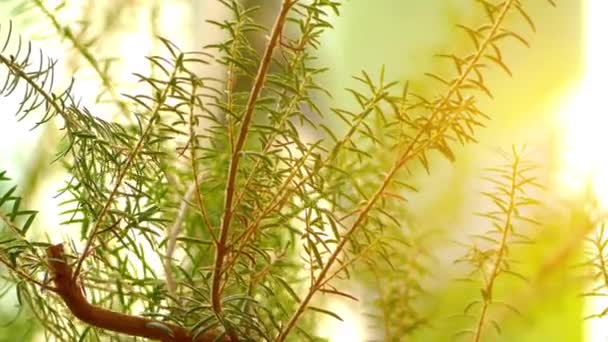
[557,0,608,208]
[557,1,608,341]
[316,298,366,342]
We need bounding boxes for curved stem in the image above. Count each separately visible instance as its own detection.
[47,244,230,342]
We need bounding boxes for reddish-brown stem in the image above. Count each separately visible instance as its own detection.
[275,0,517,339]
[210,0,293,316]
[47,244,230,342]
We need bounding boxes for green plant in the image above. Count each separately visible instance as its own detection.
[0,0,569,341]
[454,147,541,341]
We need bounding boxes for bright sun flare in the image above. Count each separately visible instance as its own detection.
[557,0,608,341]
[558,0,608,206]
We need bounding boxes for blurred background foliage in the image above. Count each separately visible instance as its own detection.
[0,0,586,341]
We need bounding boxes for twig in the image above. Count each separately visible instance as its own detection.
[34,0,131,118]
[210,0,294,316]
[0,53,78,128]
[72,54,181,280]
[275,0,517,339]
[187,82,216,241]
[47,244,230,342]
[473,153,519,342]
[0,254,57,292]
[164,178,203,295]
[221,90,389,281]
[475,215,595,340]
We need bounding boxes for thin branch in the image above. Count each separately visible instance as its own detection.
[219,146,317,284]
[34,0,131,118]
[72,54,181,280]
[473,153,519,342]
[0,254,57,292]
[0,212,54,271]
[0,53,77,128]
[595,227,608,290]
[230,7,319,212]
[479,217,596,340]
[163,176,203,296]
[210,0,294,316]
[275,1,517,339]
[223,90,388,276]
[187,82,216,241]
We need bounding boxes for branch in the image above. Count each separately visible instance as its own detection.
[0,254,56,292]
[211,0,294,315]
[164,175,205,295]
[47,244,230,342]
[187,81,216,241]
[0,53,78,129]
[72,52,181,280]
[33,0,130,118]
[473,153,519,342]
[275,0,518,340]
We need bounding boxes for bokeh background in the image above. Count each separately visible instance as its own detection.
[0,0,594,341]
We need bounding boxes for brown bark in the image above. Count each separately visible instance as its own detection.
[47,244,231,342]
